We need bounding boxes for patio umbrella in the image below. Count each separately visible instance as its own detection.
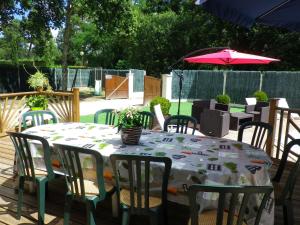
[184,49,280,65]
[196,0,300,31]
[174,48,279,115]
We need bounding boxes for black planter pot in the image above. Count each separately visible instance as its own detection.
[121,127,142,145]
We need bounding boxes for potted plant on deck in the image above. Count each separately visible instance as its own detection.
[117,107,143,145]
[26,69,52,110]
[215,94,231,112]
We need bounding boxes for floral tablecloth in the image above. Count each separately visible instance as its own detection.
[23,122,274,225]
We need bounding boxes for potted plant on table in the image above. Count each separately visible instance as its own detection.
[117,107,143,145]
[26,69,52,110]
[215,94,231,112]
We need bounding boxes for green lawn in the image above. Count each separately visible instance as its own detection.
[80,102,244,123]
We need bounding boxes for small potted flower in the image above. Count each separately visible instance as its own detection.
[117,107,143,145]
[26,95,48,111]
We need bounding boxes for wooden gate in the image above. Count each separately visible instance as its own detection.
[105,75,129,99]
[144,76,161,105]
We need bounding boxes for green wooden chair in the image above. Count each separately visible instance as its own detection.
[22,110,58,129]
[54,144,115,225]
[188,184,273,225]
[8,131,55,225]
[272,139,300,225]
[94,109,117,125]
[238,121,273,149]
[110,154,172,225]
[164,115,197,135]
[138,111,154,129]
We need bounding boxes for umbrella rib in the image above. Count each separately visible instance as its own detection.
[257,0,290,20]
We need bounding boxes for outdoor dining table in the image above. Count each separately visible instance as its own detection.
[23,122,274,225]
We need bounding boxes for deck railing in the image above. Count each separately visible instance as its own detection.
[267,99,300,162]
[0,88,80,134]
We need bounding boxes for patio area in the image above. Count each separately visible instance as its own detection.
[0,125,299,225]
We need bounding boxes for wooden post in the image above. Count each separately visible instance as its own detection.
[72,88,80,122]
[266,98,279,157]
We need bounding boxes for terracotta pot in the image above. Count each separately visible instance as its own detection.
[121,127,142,145]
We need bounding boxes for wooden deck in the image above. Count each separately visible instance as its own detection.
[0,135,299,225]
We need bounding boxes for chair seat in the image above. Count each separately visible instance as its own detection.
[188,210,247,225]
[120,189,162,208]
[71,179,114,196]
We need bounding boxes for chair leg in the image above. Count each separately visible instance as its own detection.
[163,205,168,225]
[121,207,130,225]
[17,176,25,219]
[37,179,47,225]
[64,194,72,225]
[283,201,294,225]
[150,212,159,225]
[86,201,97,225]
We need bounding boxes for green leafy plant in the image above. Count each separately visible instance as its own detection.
[27,70,52,91]
[149,96,171,115]
[26,95,48,109]
[216,94,231,105]
[116,107,142,131]
[253,90,268,102]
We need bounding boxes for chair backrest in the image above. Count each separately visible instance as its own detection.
[238,121,273,149]
[164,115,197,135]
[7,131,54,181]
[94,109,116,125]
[154,104,165,130]
[138,111,154,129]
[110,154,172,213]
[189,184,273,225]
[245,97,257,105]
[54,144,107,200]
[272,139,300,201]
[22,110,58,129]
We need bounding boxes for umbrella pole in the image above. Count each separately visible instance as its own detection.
[177,72,184,115]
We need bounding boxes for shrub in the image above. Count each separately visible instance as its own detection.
[253,90,268,102]
[216,94,231,105]
[149,97,171,115]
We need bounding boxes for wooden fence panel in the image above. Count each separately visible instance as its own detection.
[105,75,129,99]
[144,76,161,105]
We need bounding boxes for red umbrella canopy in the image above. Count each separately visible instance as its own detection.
[184,49,280,65]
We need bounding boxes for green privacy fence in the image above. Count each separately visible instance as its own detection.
[171,70,300,108]
[263,71,300,108]
[52,68,145,92]
[131,69,145,92]
[172,70,223,100]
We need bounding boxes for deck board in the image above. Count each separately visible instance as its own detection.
[0,135,299,225]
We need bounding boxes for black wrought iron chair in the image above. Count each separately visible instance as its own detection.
[8,132,55,225]
[238,121,273,149]
[188,184,273,225]
[138,111,154,129]
[94,109,117,125]
[272,139,300,225]
[163,115,197,135]
[110,154,172,225]
[54,144,115,225]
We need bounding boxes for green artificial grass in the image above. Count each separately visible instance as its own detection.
[80,102,245,123]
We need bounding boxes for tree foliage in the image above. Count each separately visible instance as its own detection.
[1,0,300,78]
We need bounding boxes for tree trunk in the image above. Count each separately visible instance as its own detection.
[62,0,72,91]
